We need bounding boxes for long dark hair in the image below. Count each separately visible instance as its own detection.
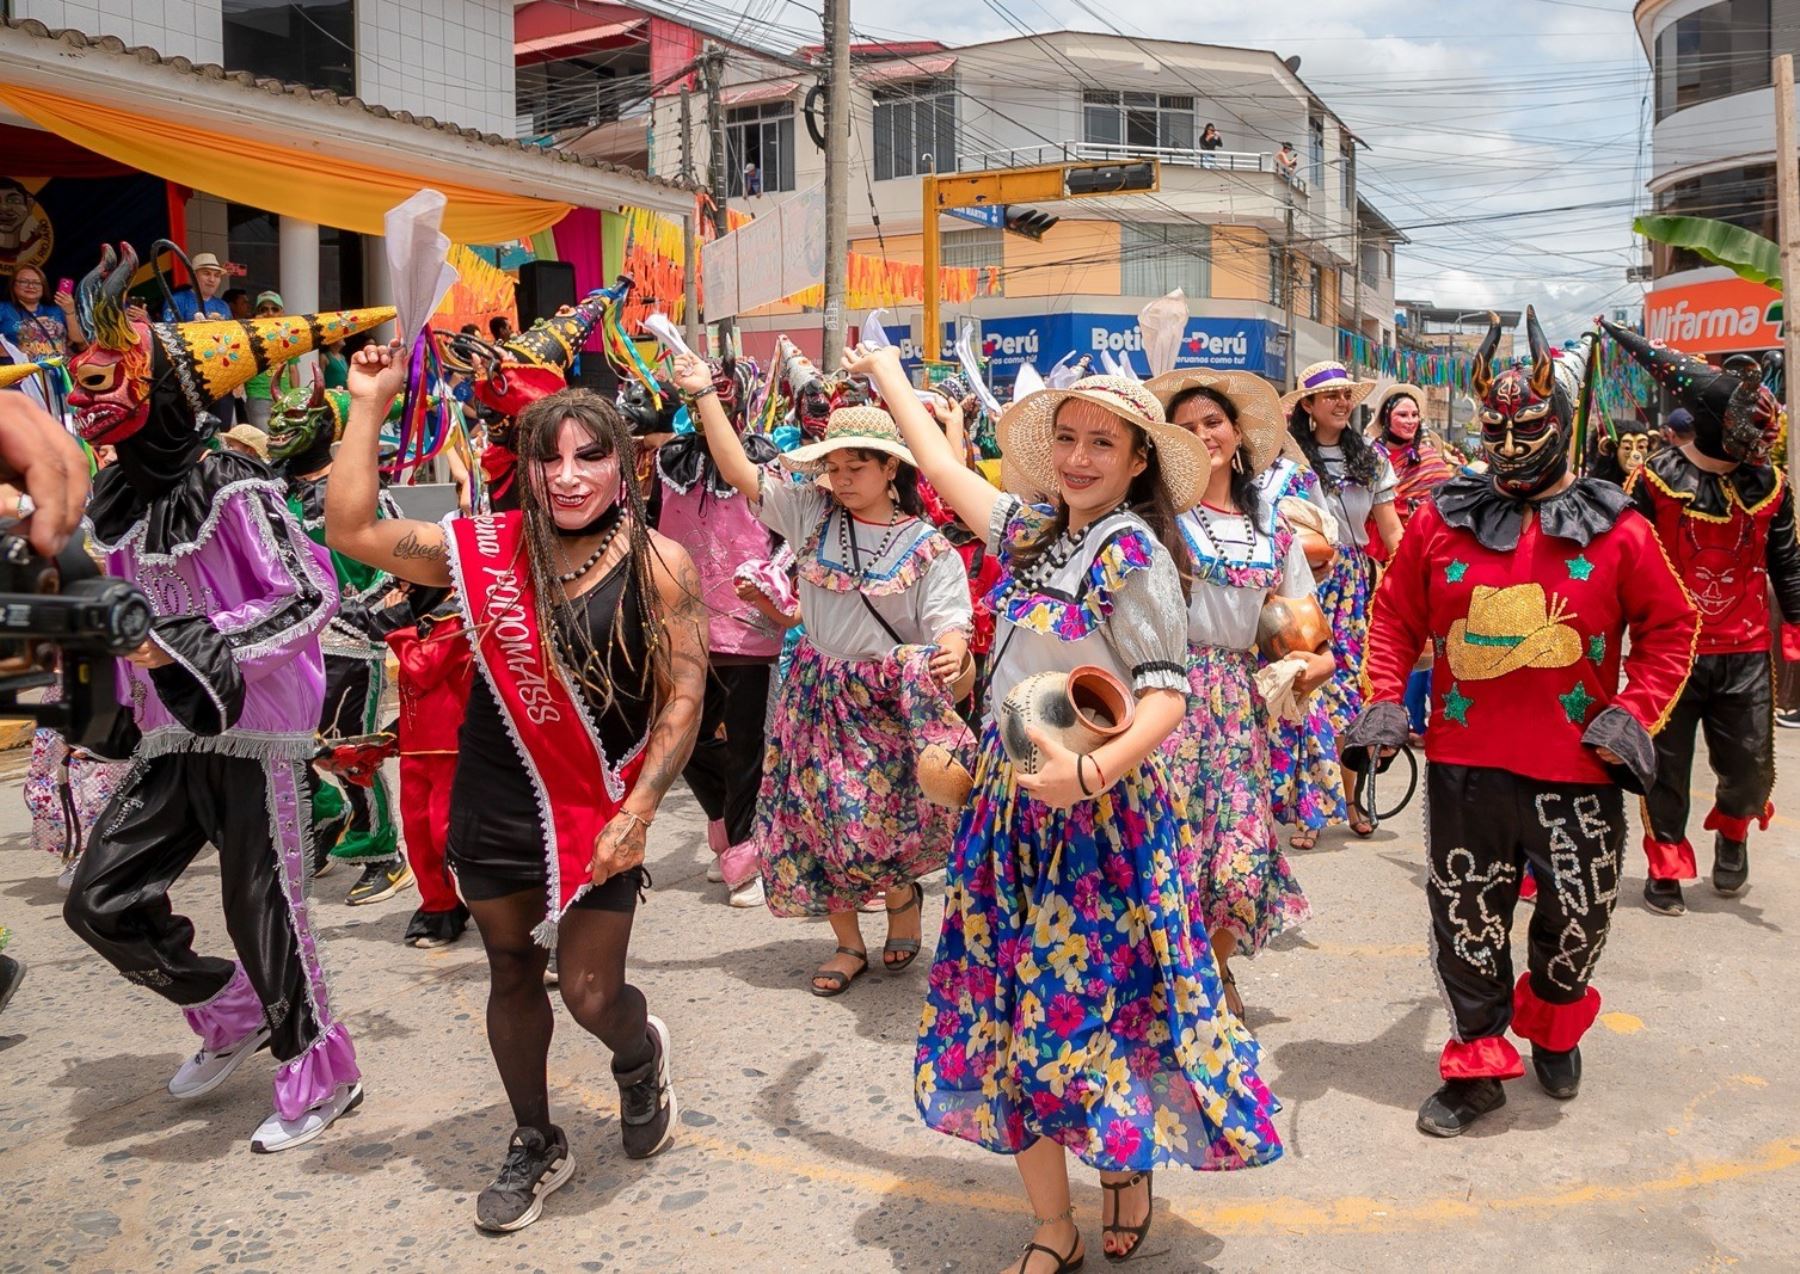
[1168,385,1263,529]
[514,388,667,711]
[1288,397,1380,490]
[1376,390,1425,446]
[830,446,925,518]
[1009,405,1194,600]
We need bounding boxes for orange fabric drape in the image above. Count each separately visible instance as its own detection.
[0,84,572,243]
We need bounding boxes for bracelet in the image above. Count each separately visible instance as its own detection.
[681,385,718,406]
[615,810,653,838]
[1076,754,1095,798]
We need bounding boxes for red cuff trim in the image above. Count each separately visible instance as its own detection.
[1519,871,1539,901]
[1511,974,1601,1052]
[1440,1036,1524,1080]
[1642,835,1697,882]
[1703,801,1774,843]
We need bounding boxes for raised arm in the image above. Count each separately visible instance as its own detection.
[323,342,452,588]
[670,352,759,499]
[843,344,999,535]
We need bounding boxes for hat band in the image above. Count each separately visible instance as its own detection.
[1302,368,1350,389]
[1464,631,1526,648]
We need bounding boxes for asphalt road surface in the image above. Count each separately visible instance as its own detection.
[3,738,1798,1272]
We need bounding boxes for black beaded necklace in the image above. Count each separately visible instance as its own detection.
[837,505,911,583]
[557,515,623,583]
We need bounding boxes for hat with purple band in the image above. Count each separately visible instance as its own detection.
[1279,360,1378,415]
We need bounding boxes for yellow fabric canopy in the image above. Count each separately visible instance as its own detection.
[0,84,572,243]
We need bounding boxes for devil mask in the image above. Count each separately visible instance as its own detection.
[1471,306,1570,499]
[68,244,155,446]
[268,371,347,471]
[1600,319,1779,466]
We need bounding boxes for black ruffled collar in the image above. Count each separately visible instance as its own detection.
[1639,447,1780,519]
[655,431,779,499]
[1432,472,1633,552]
[89,447,279,555]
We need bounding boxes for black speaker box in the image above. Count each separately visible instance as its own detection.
[516,260,577,326]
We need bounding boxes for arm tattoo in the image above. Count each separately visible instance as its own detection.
[393,528,446,562]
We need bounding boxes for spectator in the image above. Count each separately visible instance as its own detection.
[321,339,349,390]
[1275,142,1299,180]
[1663,406,1695,447]
[241,291,299,429]
[224,287,252,321]
[0,265,82,361]
[161,252,231,323]
[487,314,512,343]
[1200,123,1224,151]
[744,161,763,196]
[458,322,479,337]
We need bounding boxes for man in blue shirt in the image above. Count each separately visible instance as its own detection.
[161,252,239,421]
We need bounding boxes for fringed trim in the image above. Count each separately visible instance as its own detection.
[137,727,319,763]
[1439,1035,1524,1081]
[1703,801,1774,843]
[1511,975,1600,1053]
[995,527,1157,642]
[149,629,228,733]
[798,514,952,597]
[1642,834,1698,882]
[89,478,292,561]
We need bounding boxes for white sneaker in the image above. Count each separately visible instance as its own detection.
[727,876,765,908]
[706,859,724,883]
[250,1081,364,1153]
[168,1024,272,1100]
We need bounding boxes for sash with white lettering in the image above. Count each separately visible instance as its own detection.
[446,510,643,942]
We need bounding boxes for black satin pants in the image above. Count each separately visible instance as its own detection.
[1645,651,1774,848]
[681,660,772,848]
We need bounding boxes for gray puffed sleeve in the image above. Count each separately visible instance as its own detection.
[985,491,1044,556]
[916,542,975,643]
[1103,545,1190,696]
[753,464,828,543]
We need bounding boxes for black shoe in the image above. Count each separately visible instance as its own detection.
[1643,876,1686,916]
[404,904,470,949]
[615,1014,676,1160]
[1416,1078,1506,1137]
[1532,1045,1581,1100]
[474,1125,574,1233]
[0,953,25,1018]
[345,859,414,906]
[311,812,349,878]
[1711,834,1749,896]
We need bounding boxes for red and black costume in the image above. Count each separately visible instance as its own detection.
[1603,320,1800,912]
[1346,309,1698,1136]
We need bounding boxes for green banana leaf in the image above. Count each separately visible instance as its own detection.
[1632,215,1783,290]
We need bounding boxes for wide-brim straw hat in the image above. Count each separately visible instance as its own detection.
[782,404,917,473]
[1370,381,1427,424]
[1279,361,1378,415]
[997,374,1210,512]
[1146,368,1285,475]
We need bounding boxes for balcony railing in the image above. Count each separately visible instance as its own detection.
[956,141,1307,197]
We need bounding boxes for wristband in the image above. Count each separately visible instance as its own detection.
[1076,754,1095,798]
[681,385,719,406]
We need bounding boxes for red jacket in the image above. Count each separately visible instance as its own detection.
[386,613,474,756]
[1363,497,1697,787]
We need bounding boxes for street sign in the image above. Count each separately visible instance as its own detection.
[946,205,1005,229]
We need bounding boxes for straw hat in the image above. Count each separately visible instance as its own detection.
[1279,361,1378,415]
[1146,368,1286,475]
[1370,382,1427,425]
[781,404,917,473]
[220,423,271,461]
[997,374,1211,513]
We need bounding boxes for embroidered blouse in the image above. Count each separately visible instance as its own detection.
[1309,443,1397,551]
[755,466,971,661]
[983,493,1189,714]
[1176,502,1313,651]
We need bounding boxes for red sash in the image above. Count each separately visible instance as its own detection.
[448,510,643,942]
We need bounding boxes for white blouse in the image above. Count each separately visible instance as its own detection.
[1176,502,1315,652]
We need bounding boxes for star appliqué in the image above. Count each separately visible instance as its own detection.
[1559,681,1596,724]
[1445,559,1469,583]
[1565,554,1595,581]
[1587,633,1606,664]
[1443,682,1473,725]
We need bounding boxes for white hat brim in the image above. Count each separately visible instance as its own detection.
[1146,369,1286,475]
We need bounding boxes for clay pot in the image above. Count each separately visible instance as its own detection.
[916,743,975,809]
[1256,594,1333,662]
[1297,526,1336,580]
[998,664,1135,775]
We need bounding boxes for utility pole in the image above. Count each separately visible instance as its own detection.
[1775,53,1800,494]
[680,84,700,348]
[1282,202,1297,390]
[702,43,734,350]
[820,0,851,366]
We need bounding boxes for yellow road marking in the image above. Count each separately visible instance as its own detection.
[1599,1011,1644,1034]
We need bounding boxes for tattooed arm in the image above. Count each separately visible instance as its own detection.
[322,341,454,589]
[590,531,710,884]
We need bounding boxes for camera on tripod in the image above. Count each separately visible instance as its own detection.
[0,532,153,756]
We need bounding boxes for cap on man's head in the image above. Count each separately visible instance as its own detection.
[254,290,283,310]
[190,252,223,272]
[1666,407,1695,436]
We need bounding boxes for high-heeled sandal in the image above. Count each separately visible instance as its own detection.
[882,881,925,973]
[1100,1170,1153,1263]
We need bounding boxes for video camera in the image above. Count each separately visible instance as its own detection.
[0,532,153,756]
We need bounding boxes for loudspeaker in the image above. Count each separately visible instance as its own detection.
[516,260,577,327]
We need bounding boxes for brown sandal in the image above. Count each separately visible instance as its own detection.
[810,946,868,997]
[1013,1233,1084,1273]
[883,881,925,972]
[1347,802,1375,839]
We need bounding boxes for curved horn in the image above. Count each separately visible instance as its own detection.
[104,242,137,303]
[1526,306,1555,399]
[308,362,326,408]
[1469,311,1502,400]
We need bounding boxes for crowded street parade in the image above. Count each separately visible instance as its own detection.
[2,2,1799,1270]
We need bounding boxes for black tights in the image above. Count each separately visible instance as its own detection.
[466,886,654,1137]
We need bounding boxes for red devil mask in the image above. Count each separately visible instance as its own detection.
[68,244,156,445]
[1471,306,1568,499]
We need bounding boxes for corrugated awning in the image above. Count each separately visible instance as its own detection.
[859,55,957,85]
[721,81,801,107]
[515,18,645,64]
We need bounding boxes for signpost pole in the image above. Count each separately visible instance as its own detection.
[1773,53,1800,494]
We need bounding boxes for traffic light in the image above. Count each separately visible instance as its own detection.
[1064,162,1157,196]
[1004,207,1060,241]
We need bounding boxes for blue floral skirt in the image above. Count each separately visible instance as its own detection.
[915,727,1283,1173]
[1316,545,1373,741]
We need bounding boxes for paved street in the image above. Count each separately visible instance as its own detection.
[3,739,1798,1273]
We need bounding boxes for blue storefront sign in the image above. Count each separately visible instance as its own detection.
[890,312,1287,389]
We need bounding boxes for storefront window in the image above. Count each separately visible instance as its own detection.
[1121,223,1210,298]
[222,0,357,97]
[1654,0,1770,122]
[1654,163,1776,273]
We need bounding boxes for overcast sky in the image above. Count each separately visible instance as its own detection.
[831,0,1651,342]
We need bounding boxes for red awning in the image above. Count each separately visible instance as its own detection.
[859,55,956,85]
[515,17,645,64]
[721,81,801,107]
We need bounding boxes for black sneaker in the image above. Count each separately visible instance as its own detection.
[312,812,349,878]
[1643,876,1686,916]
[615,1014,677,1160]
[0,953,25,1018]
[474,1125,574,1233]
[404,904,470,949]
[1776,708,1800,730]
[1416,1077,1506,1137]
[345,859,414,906]
[1711,834,1749,896]
[1532,1045,1581,1100]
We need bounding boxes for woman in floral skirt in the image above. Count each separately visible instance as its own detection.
[678,352,973,996]
[1148,371,1331,1016]
[852,345,1281,1273]
[1283,362,1402,837]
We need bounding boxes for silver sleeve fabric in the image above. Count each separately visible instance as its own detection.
[918,543,975,641]
[1104,547,1191,695]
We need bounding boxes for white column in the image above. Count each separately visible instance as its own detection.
[362,236,394,344]
[278,215,321,372]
